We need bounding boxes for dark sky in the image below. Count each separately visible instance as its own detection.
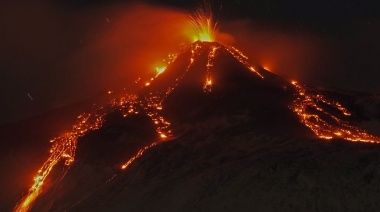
[1,0,380,124]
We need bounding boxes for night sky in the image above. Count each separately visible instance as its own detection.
[1,0,379,124]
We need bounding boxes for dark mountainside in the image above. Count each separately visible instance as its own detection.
[2,41,380,212]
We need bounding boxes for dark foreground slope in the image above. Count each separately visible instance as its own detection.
[3,42,380,211]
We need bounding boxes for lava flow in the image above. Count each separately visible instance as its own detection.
[14,5,380,212]
[291,81,380,143]
[14,91,174,212]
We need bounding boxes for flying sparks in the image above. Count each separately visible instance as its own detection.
[190,4,217,42]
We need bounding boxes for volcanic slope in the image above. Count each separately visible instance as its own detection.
[140,42,302,135]
[12,41,380,212]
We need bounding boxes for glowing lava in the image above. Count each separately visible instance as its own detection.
[291,81,380,143]
[14,94,173,212]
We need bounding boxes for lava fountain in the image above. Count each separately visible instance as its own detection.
[190,4,217,42]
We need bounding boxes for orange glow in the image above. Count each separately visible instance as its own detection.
[290,81,380,143]
[190,5,217,42]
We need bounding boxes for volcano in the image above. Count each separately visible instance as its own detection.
[6,40,380,212]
